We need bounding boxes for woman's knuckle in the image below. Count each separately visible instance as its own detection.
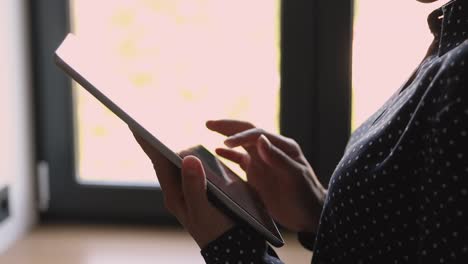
[284,138,298,148]
[253,128,265,135]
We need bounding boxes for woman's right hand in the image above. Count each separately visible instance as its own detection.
[207,119,327,233]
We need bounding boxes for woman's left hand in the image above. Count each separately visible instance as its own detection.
[132,131,234,248]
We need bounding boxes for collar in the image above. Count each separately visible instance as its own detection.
[428,0,468,56]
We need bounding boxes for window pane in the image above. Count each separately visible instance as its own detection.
[70,0,280,184]
[352,0,447,130]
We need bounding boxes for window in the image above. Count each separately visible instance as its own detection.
[352,0,447,130]
[32,0,352,221]
[70,1,280,184]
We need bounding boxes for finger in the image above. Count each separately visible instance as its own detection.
[206,119,255,136]
[131,129,170,165]
[181,156,209,214]
[131,130,178,180]
[131,130,159,162]
[215,148,249,171]
[131,129,178,175]
[215,148,245,164]
[153,164,185,219]
[205,120,260,155]
[224,128,301,158]
[130,128,185,216]
[257,135,302,174]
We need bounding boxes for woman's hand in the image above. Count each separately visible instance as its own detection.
[207,120,327,233]
[131,131,234,249]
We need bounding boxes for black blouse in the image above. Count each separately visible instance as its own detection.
[201,0,468,263]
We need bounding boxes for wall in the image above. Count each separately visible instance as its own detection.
[0,0,37,253]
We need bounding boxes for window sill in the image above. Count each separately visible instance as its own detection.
[0,223,310,263]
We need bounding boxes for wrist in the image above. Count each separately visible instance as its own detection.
[302,188,326,233]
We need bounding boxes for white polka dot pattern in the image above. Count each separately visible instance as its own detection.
[200,1,468,263]
[201,226,283,264]
[313,1,468,263]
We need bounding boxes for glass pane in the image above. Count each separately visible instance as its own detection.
[70,0,280,184]
[352,0,448,130]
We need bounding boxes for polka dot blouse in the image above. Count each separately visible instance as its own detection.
[201,0,468,263]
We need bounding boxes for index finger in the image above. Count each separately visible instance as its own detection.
[206,119,255,136]
[224,128,301,158]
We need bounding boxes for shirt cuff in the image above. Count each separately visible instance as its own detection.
[201,225,268,263]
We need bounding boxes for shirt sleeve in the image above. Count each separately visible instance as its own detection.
[416,50,468,263]
[200,225,284,264]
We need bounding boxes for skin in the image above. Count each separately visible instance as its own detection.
[208,120,326,233]
[132,132,234,248]
[132,120,326,248]
[133,0,444,249]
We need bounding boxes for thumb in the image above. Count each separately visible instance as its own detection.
[182,156,209,212]
[257,134,302,173]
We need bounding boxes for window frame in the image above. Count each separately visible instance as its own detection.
[31,0,352,222]
[280,0,353,184]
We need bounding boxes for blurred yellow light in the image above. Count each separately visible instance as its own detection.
[71,0,280,184]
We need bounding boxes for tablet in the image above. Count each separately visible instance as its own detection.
[55,33,284,247]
